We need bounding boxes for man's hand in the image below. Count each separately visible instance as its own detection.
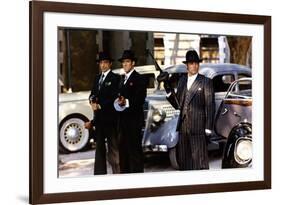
[118,96,126,107]
[205,129,212,144]
[205,129,212,136]
[84,121,93,129]
[90,102,101,111]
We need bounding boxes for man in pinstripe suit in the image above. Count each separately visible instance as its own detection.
[162,50,215,170]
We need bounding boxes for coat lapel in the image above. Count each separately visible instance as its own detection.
[178,75,187,108]
[184,74,204,106]
[96,74,102,94]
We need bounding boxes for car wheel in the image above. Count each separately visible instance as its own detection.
[169,146,179,170]
[222,123,252,168]
[59,114,91,154]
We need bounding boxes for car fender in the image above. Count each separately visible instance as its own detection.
[59,101,93,123]
[223,122,252,160]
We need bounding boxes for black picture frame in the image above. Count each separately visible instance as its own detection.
[30,1,271,204]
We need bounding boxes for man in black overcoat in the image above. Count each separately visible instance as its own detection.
[85,51,120,175]
[161,50,215,170]
[114,50,147,173]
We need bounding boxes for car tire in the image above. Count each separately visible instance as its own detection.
[222,123,252,168]
[59,114,92,154]
[168,146,179,170]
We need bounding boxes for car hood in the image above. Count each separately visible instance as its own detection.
[146,90,167,101]
[59,91,91,103]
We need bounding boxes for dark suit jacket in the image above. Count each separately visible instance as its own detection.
[89,70,120,124]
[119,70,147,119]
[167,74,215,135]
[117,69,147,173]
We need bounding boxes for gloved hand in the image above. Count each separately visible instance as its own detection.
[157,71,169,83]
[164,82,172,93]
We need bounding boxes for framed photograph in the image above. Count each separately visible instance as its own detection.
[30,0,271,204]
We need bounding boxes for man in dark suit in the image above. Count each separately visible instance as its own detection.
[160,50,215,170]
[114,50,147,173]
[84,51,120,175]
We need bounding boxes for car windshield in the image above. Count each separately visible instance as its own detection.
[212,74,235,92]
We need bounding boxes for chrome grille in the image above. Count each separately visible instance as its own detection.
[161,104,180,119]
[151,103,179,120]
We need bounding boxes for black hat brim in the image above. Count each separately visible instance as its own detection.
[118,57,137,62]
[96,58,114,62]
[182,59,203,63]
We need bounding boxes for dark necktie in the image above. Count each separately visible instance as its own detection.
[98,74,104,90]
[119,75,125,90]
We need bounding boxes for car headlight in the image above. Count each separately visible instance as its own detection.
[152,109,166,123]
[234,139,252,164]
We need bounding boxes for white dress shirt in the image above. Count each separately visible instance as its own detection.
[187,73,198,90]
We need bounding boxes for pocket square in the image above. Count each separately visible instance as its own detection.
[105,82,111,86]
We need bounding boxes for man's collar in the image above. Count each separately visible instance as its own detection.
[125,68,135,79]
[101,69,111,78]
[188,72,198,79]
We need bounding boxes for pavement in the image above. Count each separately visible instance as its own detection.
[59,150,222,177]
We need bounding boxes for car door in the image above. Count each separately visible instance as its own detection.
[215,79,252,138]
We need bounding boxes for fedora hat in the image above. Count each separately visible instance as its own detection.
[118,50,137,62]
[182,50,202,63]
[96,51,113,62]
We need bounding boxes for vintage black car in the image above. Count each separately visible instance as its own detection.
[215,78,252,168]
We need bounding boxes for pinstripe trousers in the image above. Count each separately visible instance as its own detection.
[177,119,209,170]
